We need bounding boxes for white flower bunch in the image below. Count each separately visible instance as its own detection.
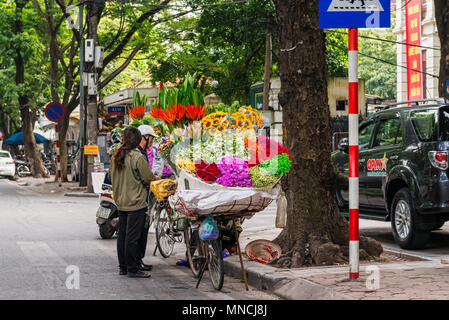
[175,132,249,164]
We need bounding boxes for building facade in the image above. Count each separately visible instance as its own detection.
[251,77,366,145]
[393,0,441,101]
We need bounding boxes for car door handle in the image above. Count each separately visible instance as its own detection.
[390,155,399,160]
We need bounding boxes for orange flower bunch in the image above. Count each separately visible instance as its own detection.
[186,105,208,122]
[150,104,207,129]
[128,106,146,120]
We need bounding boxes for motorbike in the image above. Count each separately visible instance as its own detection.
[42,153,56,175]
[96,183,118,239]
[15,159,32,177]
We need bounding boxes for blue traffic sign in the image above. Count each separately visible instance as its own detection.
[319,0,391,29]
[44,102,65,123]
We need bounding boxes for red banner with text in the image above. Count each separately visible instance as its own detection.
[405,0,423,101]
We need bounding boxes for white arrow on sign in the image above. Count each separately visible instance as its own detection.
[328,0,384,12]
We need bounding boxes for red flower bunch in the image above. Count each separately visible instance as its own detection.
[186,105,208,122]
[129,106,146,120]
[194,161,221,183]
[245,136,291,167]
[150,105,186,127]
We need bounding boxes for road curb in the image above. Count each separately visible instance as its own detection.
[223,257,353,300]
[64,192,98,198]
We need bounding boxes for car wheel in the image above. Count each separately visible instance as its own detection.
[391,188,430,250]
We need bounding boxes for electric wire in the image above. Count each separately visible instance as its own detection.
[328,30,441,51]
[328,42,439,79]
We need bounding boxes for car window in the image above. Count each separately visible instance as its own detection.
[373,117,402,147]
[411,109,438,142]
[0,152,11,158]
[439,107,449,141]
[359,121,376,151]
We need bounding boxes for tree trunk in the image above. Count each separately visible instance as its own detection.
[14,0,46,178]
[434,0,449,100]
[272,0,382,268]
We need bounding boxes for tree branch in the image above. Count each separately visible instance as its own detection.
[102,0,171,69]
[99,44,143,90]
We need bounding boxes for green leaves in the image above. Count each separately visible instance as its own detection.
[133,89,148,109]
[155,72,205,108]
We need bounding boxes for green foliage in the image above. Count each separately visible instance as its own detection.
[325,30,348,78]
[206,101,240,115]
[0,1,50,130]
[155,72,205,108]
[359,29,397,99]
[133,89,148,109]
[150,0,277,105]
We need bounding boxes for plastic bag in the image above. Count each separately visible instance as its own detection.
[199,215,219,240]
[275,192,287,228]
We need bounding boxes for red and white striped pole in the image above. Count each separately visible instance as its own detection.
[348,28,359,280]
[55,124,62,187]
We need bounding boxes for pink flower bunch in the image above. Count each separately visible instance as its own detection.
[216,156,253,187]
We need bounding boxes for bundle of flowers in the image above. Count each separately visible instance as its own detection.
[150,104,207,132]
[216,156,253,187]
[201,106,263,134]
[258,153,292,177]
[175,132,249,164]
[194,161,221,183]
[249,166,278,188]
[147,149,174,177]
[176,157,196,173]
[129,105,146,120]
[157,139,178,175]
[245,135,291,167]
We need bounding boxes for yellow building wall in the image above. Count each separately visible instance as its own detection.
[328,77,366,117]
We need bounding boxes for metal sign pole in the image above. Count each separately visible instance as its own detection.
[348,28,359,280]
[55,124,61,187]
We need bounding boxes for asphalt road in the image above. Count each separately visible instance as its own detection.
[0,178,277,300]
[359,218,449,261]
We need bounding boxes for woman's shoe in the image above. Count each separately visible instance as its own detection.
[119,269,127,275]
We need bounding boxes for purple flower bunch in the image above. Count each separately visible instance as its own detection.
[216,156,253,187]
[147,149,173,177]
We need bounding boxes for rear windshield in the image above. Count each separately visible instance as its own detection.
[439,106,449,141]
[410,109,438,142]
[0,152,11,158]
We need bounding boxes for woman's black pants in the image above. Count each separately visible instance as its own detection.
[117,208,146,273]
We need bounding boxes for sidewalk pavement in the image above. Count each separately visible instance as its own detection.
[13,176,99,198]
[223,217,449,300]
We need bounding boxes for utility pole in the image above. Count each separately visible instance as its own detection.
[79,3,88,187]
[85,0,105,193]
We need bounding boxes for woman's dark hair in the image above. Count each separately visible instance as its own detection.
[113,127,142,171]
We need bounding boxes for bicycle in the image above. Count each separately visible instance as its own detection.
[184,215,245,291]
[153,183,185,258]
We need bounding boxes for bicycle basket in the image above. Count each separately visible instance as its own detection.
[150,179,178,202]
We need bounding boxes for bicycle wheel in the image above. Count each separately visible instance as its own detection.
[207,238,224,290]
[184,224,206,278]
[155,204,175,258]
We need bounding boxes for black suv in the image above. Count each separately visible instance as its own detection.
[332,98,449,249]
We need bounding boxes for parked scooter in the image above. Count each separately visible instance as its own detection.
[41,152,56,175]
[96,183,118,239]
[15,159,32,177]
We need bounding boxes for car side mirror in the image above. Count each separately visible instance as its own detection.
[338,138,349,153]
